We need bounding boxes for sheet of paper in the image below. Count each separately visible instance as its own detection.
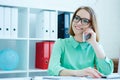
[33,76,88,80]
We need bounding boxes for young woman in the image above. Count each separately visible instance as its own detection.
[48,6,113,78]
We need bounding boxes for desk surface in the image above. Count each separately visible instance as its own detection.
[33,73,120,80]
[0,73,120,80]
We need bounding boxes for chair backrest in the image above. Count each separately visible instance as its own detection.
[118,55,120,75]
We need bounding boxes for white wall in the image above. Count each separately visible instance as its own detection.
[67,0,120,58]
[95,0,120,58]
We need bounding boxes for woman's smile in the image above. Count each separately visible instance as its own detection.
[75,25,84,31]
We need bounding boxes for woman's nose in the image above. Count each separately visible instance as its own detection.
[77,20,82,25]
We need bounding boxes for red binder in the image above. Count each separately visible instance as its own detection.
[49,41,54,59]
[35,41,54,69]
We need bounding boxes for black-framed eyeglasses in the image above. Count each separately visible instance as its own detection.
[73,15,91,25]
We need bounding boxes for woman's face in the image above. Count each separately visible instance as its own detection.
[72,9,91,36]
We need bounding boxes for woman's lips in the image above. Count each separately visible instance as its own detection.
[75,26,84,30]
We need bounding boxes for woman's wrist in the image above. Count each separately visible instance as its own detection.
[74,70,84,77]
[60,69,83,76]
[90,41,106,59]
[89,40,98,47]
[90,41,98,47]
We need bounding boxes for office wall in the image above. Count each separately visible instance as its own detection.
[96,0,120,58]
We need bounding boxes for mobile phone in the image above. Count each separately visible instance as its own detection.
[83,33,91,42]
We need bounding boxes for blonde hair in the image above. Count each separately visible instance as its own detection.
[69,6,99,42]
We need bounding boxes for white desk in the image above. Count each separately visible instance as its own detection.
[33,73,120,80]
[0,73,120,80]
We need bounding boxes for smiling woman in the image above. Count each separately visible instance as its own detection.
[48,6,114,78]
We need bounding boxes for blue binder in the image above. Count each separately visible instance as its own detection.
[58,12,70,38]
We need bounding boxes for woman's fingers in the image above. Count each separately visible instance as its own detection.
[84,67,102,78]
[94,68,102,76]
[89,68,102,78]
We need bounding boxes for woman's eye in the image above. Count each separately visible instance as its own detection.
[83,19,89,23]
[75,17,79,20]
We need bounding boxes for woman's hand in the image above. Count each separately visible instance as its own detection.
[60,67,103,78]
[84,28,106,59]
[75,67,102,78]
[84,28,96,44]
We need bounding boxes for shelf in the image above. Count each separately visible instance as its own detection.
[0,2,74,78]
[29,69,47,73]
[0,38,28,40]
[0,73,27,78]
[0,0,79,12]
[0,70,27,74]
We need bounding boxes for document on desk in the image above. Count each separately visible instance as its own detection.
[105,73,120,79]
[33,76,88,80]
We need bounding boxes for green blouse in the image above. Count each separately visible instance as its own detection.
[48,36,113,76]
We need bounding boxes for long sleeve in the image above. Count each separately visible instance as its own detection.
[48,39,66,76]
[95,56,114,75]
[94,44,114,75]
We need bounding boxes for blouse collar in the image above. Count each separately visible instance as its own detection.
[69,36,90,49]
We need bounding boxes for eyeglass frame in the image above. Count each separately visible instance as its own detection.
[73,15,91,25]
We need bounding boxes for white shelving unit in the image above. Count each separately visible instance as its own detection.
[0,0,77,78]
[0,6,29,78]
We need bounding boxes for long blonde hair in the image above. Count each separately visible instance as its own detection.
[69,6,99,42]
